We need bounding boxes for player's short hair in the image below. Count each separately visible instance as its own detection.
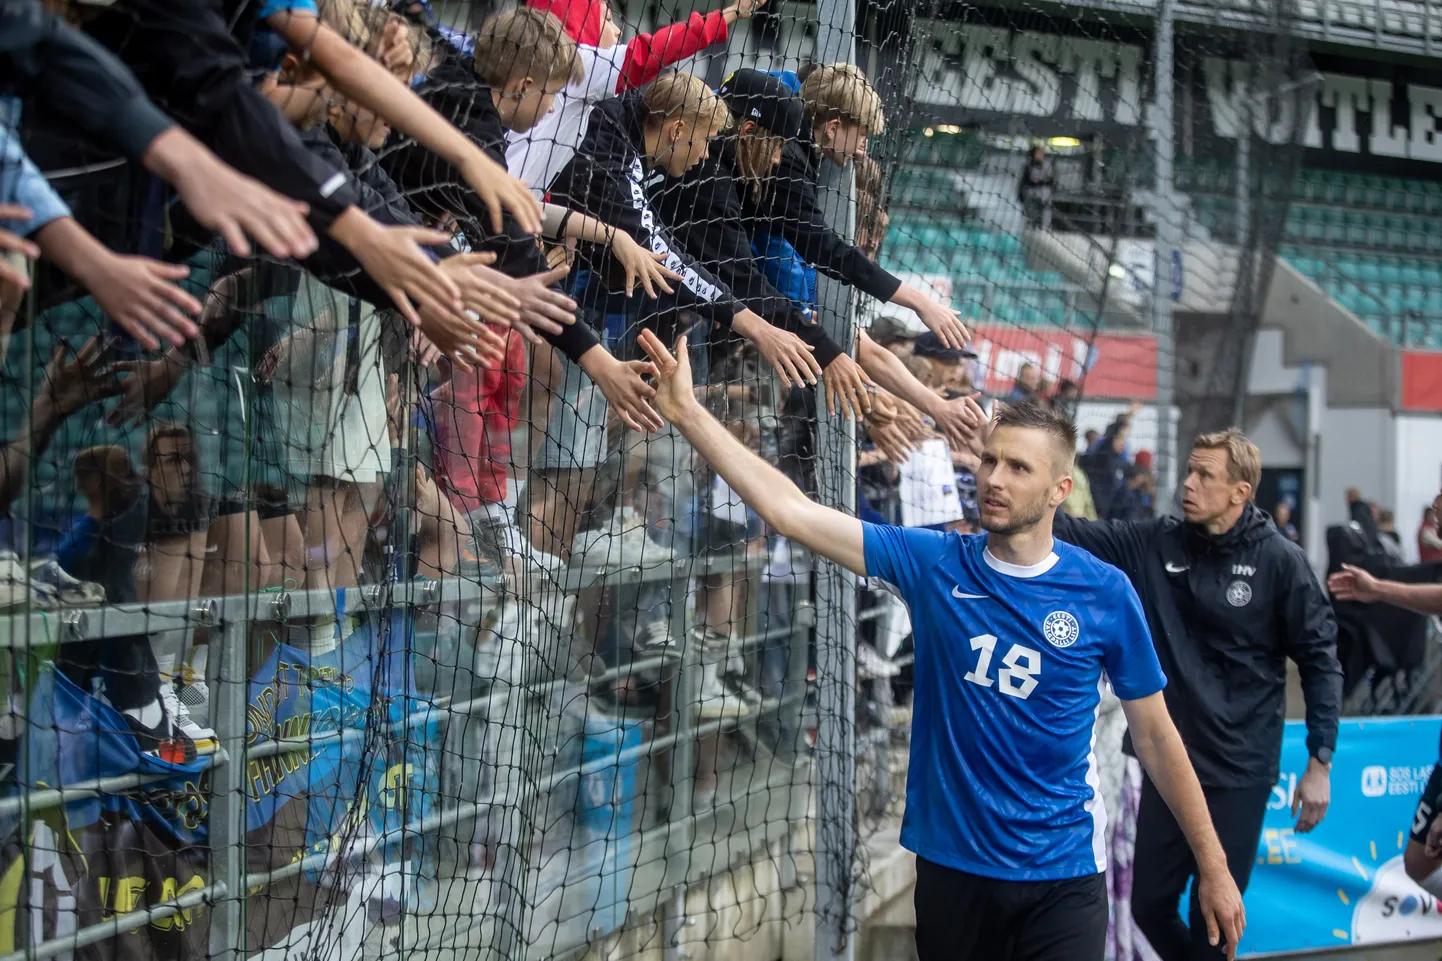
[641,71,730,135]
[993,402,1077,475]
[799,63,884,136]
[1192,428,1261,492]
[473,8,584,89]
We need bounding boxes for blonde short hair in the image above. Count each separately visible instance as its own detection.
[799,63,884,135]
[641,71,731,134]
[1192,428,1262,492]
[473,8,583,89]
[317,0,434,80]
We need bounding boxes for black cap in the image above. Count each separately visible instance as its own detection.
[912,331,978,361]
[718,69,804,141]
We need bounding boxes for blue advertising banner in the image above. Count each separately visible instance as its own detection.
[1240,717,1442,957]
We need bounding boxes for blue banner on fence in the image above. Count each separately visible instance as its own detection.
[1241,716,1442,956]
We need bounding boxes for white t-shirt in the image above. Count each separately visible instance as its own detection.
[506,43,629,197]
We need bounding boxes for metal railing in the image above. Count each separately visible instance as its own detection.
[0,548,821,961]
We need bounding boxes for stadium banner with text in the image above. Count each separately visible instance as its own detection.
[1240,717,1442,957]
[897,16,1442,176]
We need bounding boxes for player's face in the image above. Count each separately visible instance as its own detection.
[976,427,1067,536]
[1181,447,1249,524]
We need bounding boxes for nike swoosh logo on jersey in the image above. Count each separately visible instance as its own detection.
[1165,562,1189,573]
[952,587,989,600]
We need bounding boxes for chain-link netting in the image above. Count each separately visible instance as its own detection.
[0,0,1301,958]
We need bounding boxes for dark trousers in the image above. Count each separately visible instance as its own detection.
[1131,776,1271,961]
[914,856,1107,961]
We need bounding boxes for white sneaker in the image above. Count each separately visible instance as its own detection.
[160,681,216,748]
[571,507,675,569]
[856,644,900,680]
[696,661,750,719]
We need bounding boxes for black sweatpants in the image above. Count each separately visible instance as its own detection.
[914,856,1108,961]
[1131,776,1271,961]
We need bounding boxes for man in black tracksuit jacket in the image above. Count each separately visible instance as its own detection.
[1052,431,1341,960]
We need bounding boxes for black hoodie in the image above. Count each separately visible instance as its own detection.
[740,119,901,304]
[649,137,843,368]
[1054,503,1342,788]
[383,57,600,364]
[548,93,743,331]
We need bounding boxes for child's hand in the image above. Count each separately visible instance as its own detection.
[76,252,202,350]
[459,152,543,236]
[330,211,462,328]
[440,252,521,327]
[821,353,874,420]
[580,348,661,432]
[611,231,679,298]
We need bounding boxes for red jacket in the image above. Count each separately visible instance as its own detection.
[527,0,730,92]
[431,331,527,513]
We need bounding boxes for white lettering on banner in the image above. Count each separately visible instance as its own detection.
[908,22,1442,165]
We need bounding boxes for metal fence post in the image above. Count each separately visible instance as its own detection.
[207,615,248,961]
[663,571,696,961]
[811,3,859,959]
[1151,0,1180,507]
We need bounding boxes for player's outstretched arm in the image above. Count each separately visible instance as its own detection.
[1123,693,1247,960]
[637,329,866,575]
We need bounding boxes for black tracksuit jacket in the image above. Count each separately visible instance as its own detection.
[384,58,600,364]
[1054,503,1342,788]
[740,120,901,305]
[648,139,844,368]
[548,93,743,333]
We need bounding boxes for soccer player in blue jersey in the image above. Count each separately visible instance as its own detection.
[635,330,1247,961]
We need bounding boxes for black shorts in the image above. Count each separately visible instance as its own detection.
[1412,764,1442,844]
[913,856,1107,961]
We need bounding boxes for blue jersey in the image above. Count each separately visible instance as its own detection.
[863,524,1166,881]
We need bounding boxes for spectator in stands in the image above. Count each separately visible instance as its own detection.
[508,0,764,194]
[1005,362,1043,406]
[1274,501,1300,543]
[745,63,970,350]
[1080,419,1132,520]
[1018,142,1054,229]
[1378,507,1404,561]
[1050,377,1080,418]
[1419,504,1442,562]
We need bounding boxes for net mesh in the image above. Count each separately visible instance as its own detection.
[0,0,1296,958]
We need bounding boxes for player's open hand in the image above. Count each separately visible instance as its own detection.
[1328,564,1380,603]
[822,353,874,420]
[1197,865,1246,960]
[637,329,697,423]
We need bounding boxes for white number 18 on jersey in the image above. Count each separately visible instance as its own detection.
[962,634,1041,699]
